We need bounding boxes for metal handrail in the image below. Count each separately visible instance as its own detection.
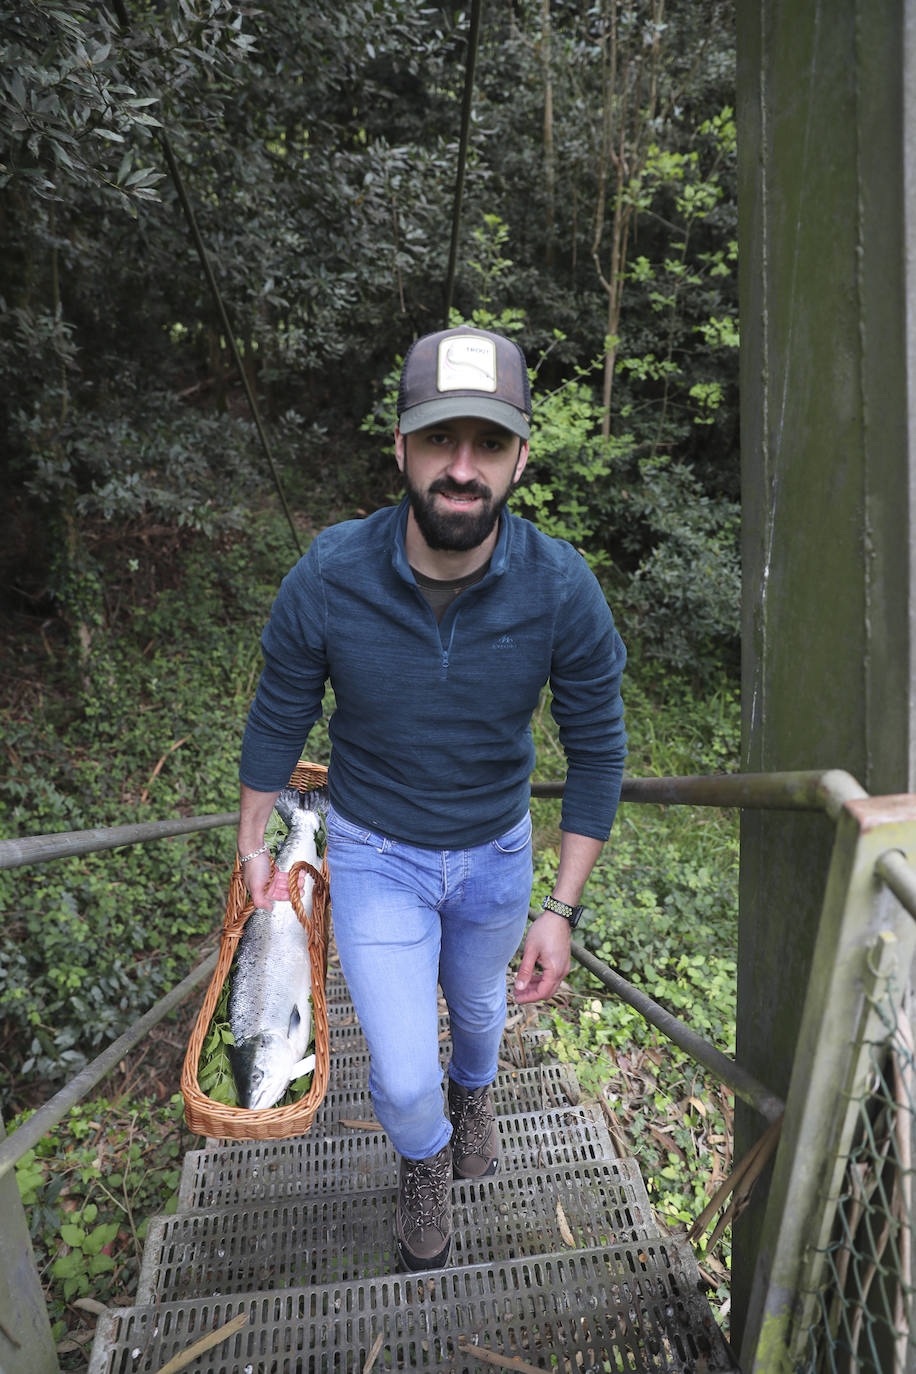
[0,810,239,871]
[535,766,868,818]
[0,768,868,874]
[875,847,916,918]
[4,766,915,1185]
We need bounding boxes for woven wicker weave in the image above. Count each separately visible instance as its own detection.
[181,761,330,1140]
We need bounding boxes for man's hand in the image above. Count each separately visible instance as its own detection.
[239,783,281,910]
[514,829,604,1002]
[242,848,273,910]
[513,911,571,1004]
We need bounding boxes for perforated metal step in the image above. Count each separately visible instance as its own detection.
[90,964,736,1374]
[307,1062,580,1132]
[325,1012,551,1065]
[139,1156,654,1303]
[89,1240,737,1373]
[178,1102,615,1211]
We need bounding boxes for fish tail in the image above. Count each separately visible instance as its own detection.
[274,784,329,829]
[274,787,305,828]
[305,786,329,816]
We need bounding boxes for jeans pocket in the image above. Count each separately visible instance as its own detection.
[326,804,391,853]
[491,812,533,854]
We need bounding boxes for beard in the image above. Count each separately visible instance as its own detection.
[403,462,517,553]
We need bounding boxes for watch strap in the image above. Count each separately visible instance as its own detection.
[541,895,585,928]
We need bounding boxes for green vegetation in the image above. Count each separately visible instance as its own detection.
[0,1,740,1358]
[196,979,240,1107]
[13,1093,186,1359]
[531,668,739,1303]
[2,0,737,680]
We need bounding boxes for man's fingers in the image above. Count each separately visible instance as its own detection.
[514,943,537,990]
[514,970,556,1004]
[242,852,273,910]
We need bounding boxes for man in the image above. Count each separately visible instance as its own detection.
[237,325,627,1272]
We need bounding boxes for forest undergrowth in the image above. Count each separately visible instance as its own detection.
[1,504,741,1363]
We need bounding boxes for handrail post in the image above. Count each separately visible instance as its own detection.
[0,1112,59,1373]
[740,796,916,1371]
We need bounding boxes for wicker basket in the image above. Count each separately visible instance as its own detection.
[181,761,331,1140]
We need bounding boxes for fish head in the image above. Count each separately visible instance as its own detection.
[229,1031,299,1111]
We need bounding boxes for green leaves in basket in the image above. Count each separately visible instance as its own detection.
[197,977,240,1108]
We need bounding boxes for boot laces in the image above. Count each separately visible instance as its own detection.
[454,1087,493,1154]
[402,1151,450,1228]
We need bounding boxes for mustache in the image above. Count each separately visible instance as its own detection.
[428,478,492,500]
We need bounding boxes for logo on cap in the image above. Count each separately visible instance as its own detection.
[438,336,498,394]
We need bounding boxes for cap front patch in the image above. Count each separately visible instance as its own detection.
[438,335,498,393]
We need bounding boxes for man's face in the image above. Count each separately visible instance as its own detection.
[395,417,529,553]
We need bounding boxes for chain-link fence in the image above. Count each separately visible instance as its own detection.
[801,978,915,1374]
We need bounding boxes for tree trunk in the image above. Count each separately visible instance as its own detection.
[541,0,555,269]
[591,0,666,438]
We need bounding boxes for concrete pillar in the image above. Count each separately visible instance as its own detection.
[734,0,916,1349]
[0,1116,58,1373]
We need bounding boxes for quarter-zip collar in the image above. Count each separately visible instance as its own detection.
[391,495,512,589]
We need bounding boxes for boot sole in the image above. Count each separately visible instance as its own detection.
[396,1233,452,1272]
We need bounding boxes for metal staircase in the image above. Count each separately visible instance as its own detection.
[87,968,738,1373]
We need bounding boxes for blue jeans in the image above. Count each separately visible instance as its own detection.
[326,804,533,1160]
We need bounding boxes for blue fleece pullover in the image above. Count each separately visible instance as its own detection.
[239,499,626,848]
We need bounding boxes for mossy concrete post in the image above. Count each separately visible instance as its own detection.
[734,0,916,1349]
[0,1114,58,1373]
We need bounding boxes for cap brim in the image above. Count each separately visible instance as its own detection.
[398,396,530,440]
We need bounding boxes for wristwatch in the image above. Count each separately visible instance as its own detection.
[541,895,585,928]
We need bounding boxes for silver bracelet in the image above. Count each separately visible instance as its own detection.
[238,842,269,865]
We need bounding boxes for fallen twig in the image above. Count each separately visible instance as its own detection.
[598,1096,630,1156]
[150,1310,248,1374]
[362,1331,385,1373]
[73,1297,109,1317]
[688,1114,783,1250]
[457,1340,548,1373]
[140,737,189,804]
[0,1317,22,1349]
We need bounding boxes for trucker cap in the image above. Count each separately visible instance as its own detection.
[397,327,532,440]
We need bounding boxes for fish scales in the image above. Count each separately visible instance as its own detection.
[228,786,327,1109]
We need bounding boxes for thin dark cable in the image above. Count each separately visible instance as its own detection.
[110,0,303,559]
[443,0,483,326]
[155,136,303,558]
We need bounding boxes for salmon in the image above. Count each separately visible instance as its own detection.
[228,787,326,1109]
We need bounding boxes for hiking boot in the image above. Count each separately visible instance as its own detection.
[395,1142,452,1271]
[448,1079,499,1179]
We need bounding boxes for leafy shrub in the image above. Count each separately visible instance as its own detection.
[13,1094,189,1336]
[15,399,264,541]
[530,662,740,1279]
[0,510,315,1110]
[620,459,740,678]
